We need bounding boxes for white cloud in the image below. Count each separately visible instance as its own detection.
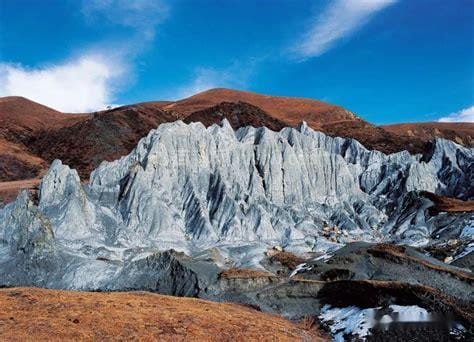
[173,63,255,100]
[438,106,474,123]
[0,55,124,112]
[292,0,397,60]
[175,68,230,99]
[0,1,170,113]
[82,0,169,40]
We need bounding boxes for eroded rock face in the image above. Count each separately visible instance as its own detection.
[0,120,472,291]
[1,190,55,256]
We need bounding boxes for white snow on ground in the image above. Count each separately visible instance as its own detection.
[315,252,333,261]
[289,263,312,277]
[320,306,374,341]
[388,305,430,322]
[319,305,431,341]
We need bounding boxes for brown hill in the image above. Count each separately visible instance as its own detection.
[0,96,88,133]
[0,89,472,187]
[0,97,177,181]
[0,139,46,181]
[3,90,362,182]
[0,287,326,341]
[29,103,178,180]
[320,120,432,155]
[159,88,440,154]
[382,122,474,147]
[0,97,90,182]
[163,88,357,128]
[0,178,40,205]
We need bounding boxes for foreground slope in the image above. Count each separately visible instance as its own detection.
[0,287,325,341]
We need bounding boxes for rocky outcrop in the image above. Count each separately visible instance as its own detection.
[0,120,472,307]
[0,190,59,286]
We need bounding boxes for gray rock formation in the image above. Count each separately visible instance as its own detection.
[0,120,472,291]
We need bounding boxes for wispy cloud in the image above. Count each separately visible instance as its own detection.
[291,0,397,60]
[438,106,474,123]
[175,68,226,99]
[0,54,125,112]
[81,0,169,40]
[173,62,256,99]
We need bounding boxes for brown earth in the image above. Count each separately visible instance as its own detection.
[322,119,432,155]
[0,287,326,341]
[0,97,90,182]
[0,139,47,181]
[0,96,88,133]
[0,97,177,181]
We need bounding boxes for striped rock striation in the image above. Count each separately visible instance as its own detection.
[0,120,472,291]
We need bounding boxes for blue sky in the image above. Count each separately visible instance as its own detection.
[0,0,473,124]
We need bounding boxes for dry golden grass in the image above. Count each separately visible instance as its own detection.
[0,287,327,341]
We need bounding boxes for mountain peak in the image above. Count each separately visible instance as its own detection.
[163,87,351,127]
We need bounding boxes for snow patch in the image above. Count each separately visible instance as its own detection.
[319,304,432,341]
[289,262,312,277]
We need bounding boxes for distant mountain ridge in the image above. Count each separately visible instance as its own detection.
[0,88,472,186]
